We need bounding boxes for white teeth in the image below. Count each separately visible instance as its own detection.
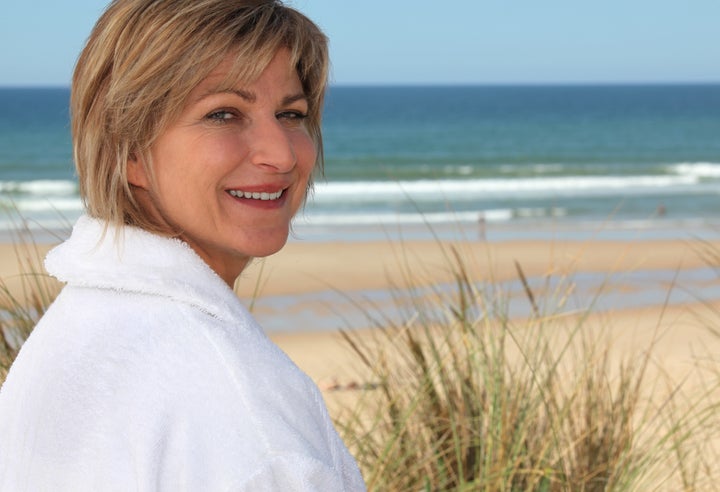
[229,189,283,201]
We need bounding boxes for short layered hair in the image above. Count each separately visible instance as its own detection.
[71,0,329,232]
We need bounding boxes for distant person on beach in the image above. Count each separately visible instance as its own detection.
[0,1,365,490]
[478,212,486,241]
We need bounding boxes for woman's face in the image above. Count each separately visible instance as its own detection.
[128,48,316,285]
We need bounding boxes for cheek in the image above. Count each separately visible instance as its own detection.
[153,133,241,186]
[294,133,318,175]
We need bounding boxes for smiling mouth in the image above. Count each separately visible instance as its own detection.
[228,189,284,201]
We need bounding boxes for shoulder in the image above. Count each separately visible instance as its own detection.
[0,284,235,446]
[13,285,214,387]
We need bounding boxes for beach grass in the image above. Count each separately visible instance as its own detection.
[334,241,720,491]
[0,215,60,381]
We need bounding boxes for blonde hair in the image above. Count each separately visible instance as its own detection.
[71,0,329,232]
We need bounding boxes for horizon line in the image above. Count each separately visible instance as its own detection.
[2,80,720,90]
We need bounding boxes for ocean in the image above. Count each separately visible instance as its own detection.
[2,85,720,241]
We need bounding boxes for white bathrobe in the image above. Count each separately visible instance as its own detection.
[0,215,365,491]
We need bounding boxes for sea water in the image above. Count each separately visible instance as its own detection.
[2,85,720,241]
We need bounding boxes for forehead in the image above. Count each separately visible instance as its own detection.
[197,48,300,95]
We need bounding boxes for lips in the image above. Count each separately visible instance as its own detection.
[227,189,284,201]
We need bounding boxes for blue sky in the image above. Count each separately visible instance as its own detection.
[2,0,719,86]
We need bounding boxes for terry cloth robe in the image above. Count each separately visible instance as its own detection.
[0,215,365,492]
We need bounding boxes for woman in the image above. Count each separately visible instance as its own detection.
[0,1,365,490]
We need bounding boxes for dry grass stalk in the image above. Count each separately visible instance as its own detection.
[336,243,716,491]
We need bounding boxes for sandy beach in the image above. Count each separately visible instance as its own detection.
[237,236,719,297]
[242,238,720,393]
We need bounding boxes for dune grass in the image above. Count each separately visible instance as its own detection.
[0,216,60,381]
[334,242,720,491]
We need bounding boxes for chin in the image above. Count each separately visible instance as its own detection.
[243,231,290,258]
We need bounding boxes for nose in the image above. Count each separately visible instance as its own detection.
[247,116,297,173]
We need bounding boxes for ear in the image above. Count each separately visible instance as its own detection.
[127,153,150,189]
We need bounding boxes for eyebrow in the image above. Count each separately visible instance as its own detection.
[196,89,308,106]
[282,93,309,106]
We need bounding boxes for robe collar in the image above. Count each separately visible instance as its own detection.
[45,215,247,323]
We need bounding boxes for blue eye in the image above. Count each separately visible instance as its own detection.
[206,110,236,122]
[277,111,308,126]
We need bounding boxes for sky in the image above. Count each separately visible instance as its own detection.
[2,0,720,87]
